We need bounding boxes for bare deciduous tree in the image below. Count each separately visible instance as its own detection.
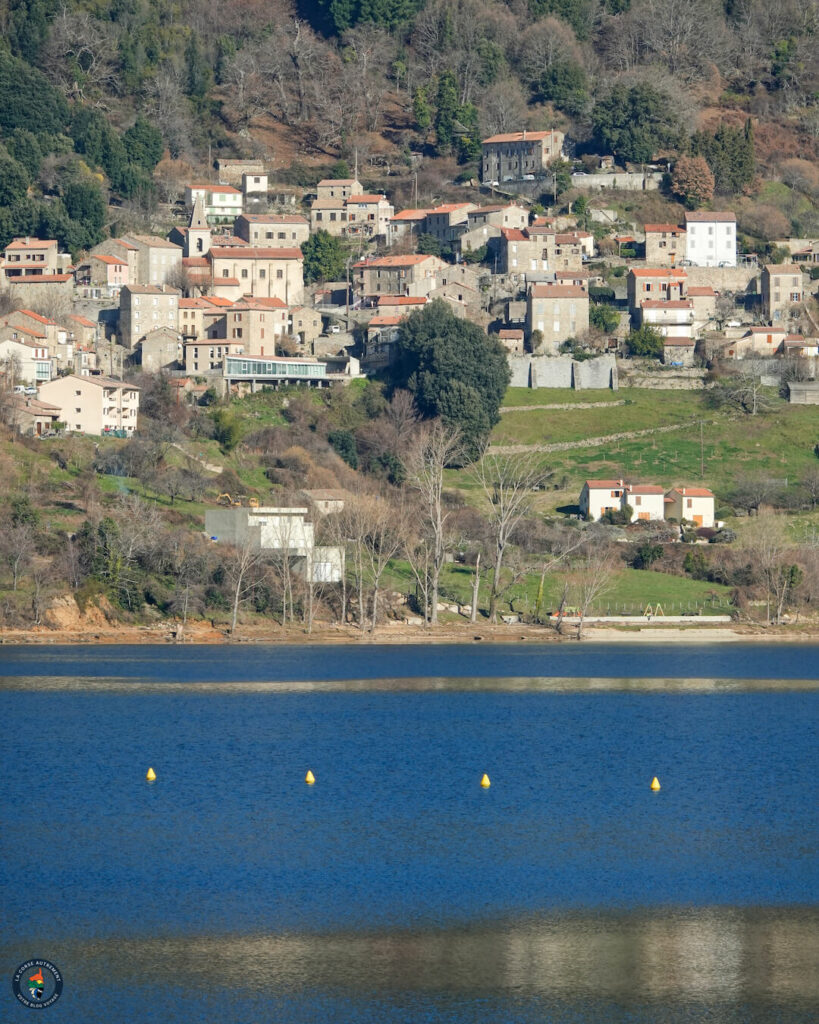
[568,539,618,640]
[742,512,802,624]
[470,447,545,623]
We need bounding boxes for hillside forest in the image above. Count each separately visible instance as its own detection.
[0,0,818,257]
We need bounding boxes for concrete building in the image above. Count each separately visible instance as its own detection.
[761,264,804,322]
[184,339,244,374]
[38,374,140,436]
[119,285,180,350]
[684,212,736,268]
[526,284,589,353]
[0,335,52,384]
[7,394,62,435]
[234,214,310,248]
[624,484,666,521]
[644,223,685,267]
[664,486,715,527]
[2,237,60,279]
[481,130,564,183]
[639,299,695,337]
[204,506,344,583]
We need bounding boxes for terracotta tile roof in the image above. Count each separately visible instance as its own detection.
[215,277,240,286]
[687,287,716,296]
[1,323,46,338]
[684,211,736,222]
[499,329,524,338]
[6,238,57,250]
[644,223,683,233]
[69,315,96,327]
[203,296,234,307]
[238,214,308,224]
[17,310,53,324]
[209,247,302,259]
[585,479,625,489]
[482,130,557,143]
[429,203,473,215]
[9,274,72,283]
[627,484,665,494]
[667,486,714,497]
[188,182,241,194]
[347,194,387,204]
[390,209,429,221]
[763,263,802,274]
[234,295,287,309]
[662,336,695,346]
[630,268,687,277]
[91,254,127,265]
[369,315,404,326]
[641,299,694,309]
[179,298,213,309]
[377,295,428,306]
[501,228,528,241]
[182,257,210,268]
[356,254,436,268]
[530,284,588,298]
[317,178,359,186]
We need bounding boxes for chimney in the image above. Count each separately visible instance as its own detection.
[522,129,526,140]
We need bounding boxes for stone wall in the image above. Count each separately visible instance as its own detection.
[684,265,759,293]
[508,354,617,389]
[571,171,664,192]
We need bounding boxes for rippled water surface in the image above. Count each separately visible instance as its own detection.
[1,643,817,1022]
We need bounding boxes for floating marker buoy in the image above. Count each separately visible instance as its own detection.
[146,767,156,782]
[480,773,491,788]
[305,770,315,785]
[650,776,661,791]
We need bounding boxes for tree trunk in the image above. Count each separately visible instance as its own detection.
[470,552,481,623]
[488,542,505,623]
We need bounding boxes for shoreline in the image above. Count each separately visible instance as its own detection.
[2,619,818,646]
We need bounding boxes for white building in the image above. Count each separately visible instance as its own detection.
[624,484,666,522]
[204,506,344,582]
[664,487,715,527]
[579,479,628,521]
[684,212,736,268]
[38,374,140,436]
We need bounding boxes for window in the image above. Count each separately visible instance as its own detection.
[266,231,273,239]
[687,498,693,508]
[635,496,642,506]
[259,269,266,279]
[278,232,285,239]
[276,269,283,279]
[222,269,229,277]
[75,390,81,396]
[241,269,248,279]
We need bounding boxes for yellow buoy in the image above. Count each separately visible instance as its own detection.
[146,767,156,782]
[305,770,315,785]
[480,773,491,788]
[650,776,661,791]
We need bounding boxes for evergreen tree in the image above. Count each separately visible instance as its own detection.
[434,71,460,156]
[592,83,681,164]
[124,119,165,172]
[391,300,511,458]
[691,121,754,194]
[0,153,29,207]
[302,230,347,284]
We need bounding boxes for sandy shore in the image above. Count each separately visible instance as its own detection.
[1,620,817,646]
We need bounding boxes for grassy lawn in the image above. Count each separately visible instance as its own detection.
[383,561,734,618]
[503,387,623,407]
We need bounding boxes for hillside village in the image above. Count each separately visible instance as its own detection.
[1,0,819,637]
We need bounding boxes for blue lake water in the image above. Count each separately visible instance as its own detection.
[1,643,818,1022]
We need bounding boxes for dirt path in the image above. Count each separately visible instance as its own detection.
[501,401,626,412]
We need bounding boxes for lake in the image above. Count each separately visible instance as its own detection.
[1,643,817,1022]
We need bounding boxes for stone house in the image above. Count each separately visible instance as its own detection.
[119,284,180,350]
[687,287,717,332]
[761,264,803,322]
[422,203,476,245]
[627,269,688,316]
[316,178,362,201]
[481,129,565,183]
[662,337,696,366]
[234,214,310,248]
[498,328,524,354]
[526,284,589,353]
[345,193,394,238]
[215,159,266,186]
[226,297,289,354]
[386,209,429,246]
[76,253,129,295]
[38,374,140,436]
[121,234,183,287]
[289,306,323,348]
[139,327,182,373]
[8,394,62,434]
[644,223,686,267]
[354,254,447,301]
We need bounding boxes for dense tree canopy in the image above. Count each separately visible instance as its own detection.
[592,82,682,164]
[390,300,510,457]
[302,230,348,284]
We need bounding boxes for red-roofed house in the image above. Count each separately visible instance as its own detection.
[354,254,446,300]
[76,253,130,295]
[234,213,310,248]
[665,486,715,527]
[207,247,303,304]
[498,329,524,355]
[627,268,687,316]
[579,479,627,521]
[644,224,685,267]
[423,203,477,245]
[625,483,666,521]
[387,209,430,245]
[3,238,59,278]
[661,336,696,366]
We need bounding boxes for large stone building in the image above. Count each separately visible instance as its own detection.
[644,223,686,267]
[761,264,804,322]
[526,283,589,354]
[119,285,180,350]
[122,234,183,286]
[354,254,447,300]
[208,247,303,304]
[481,129,565,183]
[234,214,310,248]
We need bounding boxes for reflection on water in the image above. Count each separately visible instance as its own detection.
[3,674,819,693]
[55,907,817,1002]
